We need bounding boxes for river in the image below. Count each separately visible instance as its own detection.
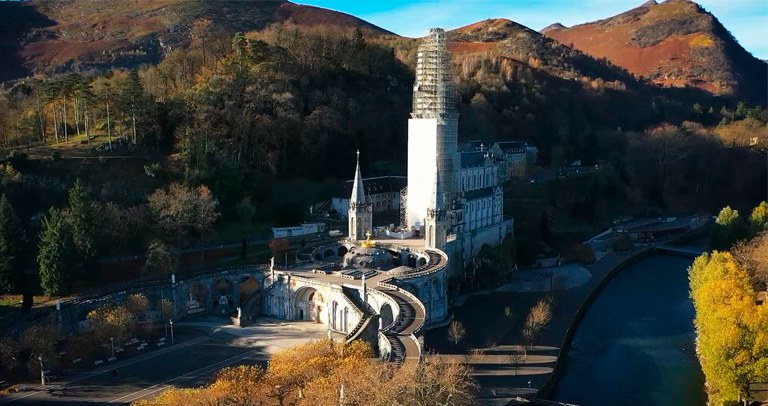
[551,254,706,405]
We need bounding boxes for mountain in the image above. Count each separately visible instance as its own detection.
[543,0,767,104]
[540,23,566,34]
[447,18,638,85]
[0,0,393,81]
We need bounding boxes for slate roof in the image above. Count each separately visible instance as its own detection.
[495,141,528,154]
[460,151,491,168]
[341,176,407,197]
[460,140,488,152]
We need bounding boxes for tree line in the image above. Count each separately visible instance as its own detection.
[0,177,219,298]
[690,202,768,404]
[134,340,478,406]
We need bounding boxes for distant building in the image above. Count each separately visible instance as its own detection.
[460,140,538,181]
[272,223,327,239]
[331,176,407,217]
[489,141,538,181]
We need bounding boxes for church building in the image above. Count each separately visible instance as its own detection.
[347,27,513,269]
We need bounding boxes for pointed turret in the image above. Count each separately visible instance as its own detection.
[351,150,366,205]
[348,150,372,241]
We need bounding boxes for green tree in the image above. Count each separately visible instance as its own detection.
[38,208,75,296]
[0,195,26,292]
[712,206,746,250]
[748,201,768,235]
[121,70,148,145]
[143,239,177,275]
[67,179,97,276]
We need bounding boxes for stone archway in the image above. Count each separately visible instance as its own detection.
[294,287,325,322]
[213,278,234,308]
[324,248,335,260]
[187,283,206,314]
[337,246,348,257]
[380,303,394,329]
[239,276,261,306]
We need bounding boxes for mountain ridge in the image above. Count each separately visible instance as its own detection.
[0,0,764,105]
[543,0,766,103]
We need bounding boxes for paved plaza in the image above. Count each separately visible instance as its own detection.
[0,318,334,405]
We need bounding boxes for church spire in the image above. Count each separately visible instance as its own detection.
[348,150,371,242]
[351,149,365,205]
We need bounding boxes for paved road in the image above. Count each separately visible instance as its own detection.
[0,319,332,405]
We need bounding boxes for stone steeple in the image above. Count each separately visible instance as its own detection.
[425,166,447,249]
[348,150,372,241]
[351,150,365,205]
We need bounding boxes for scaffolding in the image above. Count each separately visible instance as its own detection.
[411,28,458,120]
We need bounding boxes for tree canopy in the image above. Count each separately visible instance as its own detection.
[689,251,768,405]
[134,340,478,406]
[0,195,26,292]
[37,208,75,296]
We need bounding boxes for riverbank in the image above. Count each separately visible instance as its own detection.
[536,247,654,399]
[425,246,657,404]
[548,254,706,405]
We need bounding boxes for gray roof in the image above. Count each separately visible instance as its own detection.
[460,151,491,168]
[495,141,528,154]
[460,140,489,152]
[342,176,407,197]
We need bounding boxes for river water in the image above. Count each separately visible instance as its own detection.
[551,254,706,405]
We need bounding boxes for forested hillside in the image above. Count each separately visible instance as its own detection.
[0,2,765,299]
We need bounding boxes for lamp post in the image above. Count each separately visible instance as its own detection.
[110,337,115,359]
[169,319,174,344]
[38,355,45,386]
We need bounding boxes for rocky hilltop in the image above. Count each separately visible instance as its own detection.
[543,0,766,103]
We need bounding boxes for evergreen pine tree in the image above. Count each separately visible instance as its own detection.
[0,195,26,292]
[38,208,74,296]
[121,70,147,145]
[67,179,97,278]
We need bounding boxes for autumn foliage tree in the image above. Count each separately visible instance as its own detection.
[689,251,768,405]
[148,183,220,247]
[87,304,137,344]
[523,298,553,349]
[134,340,478,406]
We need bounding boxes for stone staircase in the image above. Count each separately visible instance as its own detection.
[341,286,375,342]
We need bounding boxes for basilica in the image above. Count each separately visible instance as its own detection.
[257,28,512,362]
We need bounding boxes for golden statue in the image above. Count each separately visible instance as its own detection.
[360,230,376,248]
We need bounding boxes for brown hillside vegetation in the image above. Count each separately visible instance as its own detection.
[0,0,392,81]
[544,0,767,104]
[445,18,637,85]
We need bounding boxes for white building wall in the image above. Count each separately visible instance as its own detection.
[460,220,514,266]
[407,119,438,229]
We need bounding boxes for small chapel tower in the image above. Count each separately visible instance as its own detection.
[425,168,447,249]
[349,150,372,241]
